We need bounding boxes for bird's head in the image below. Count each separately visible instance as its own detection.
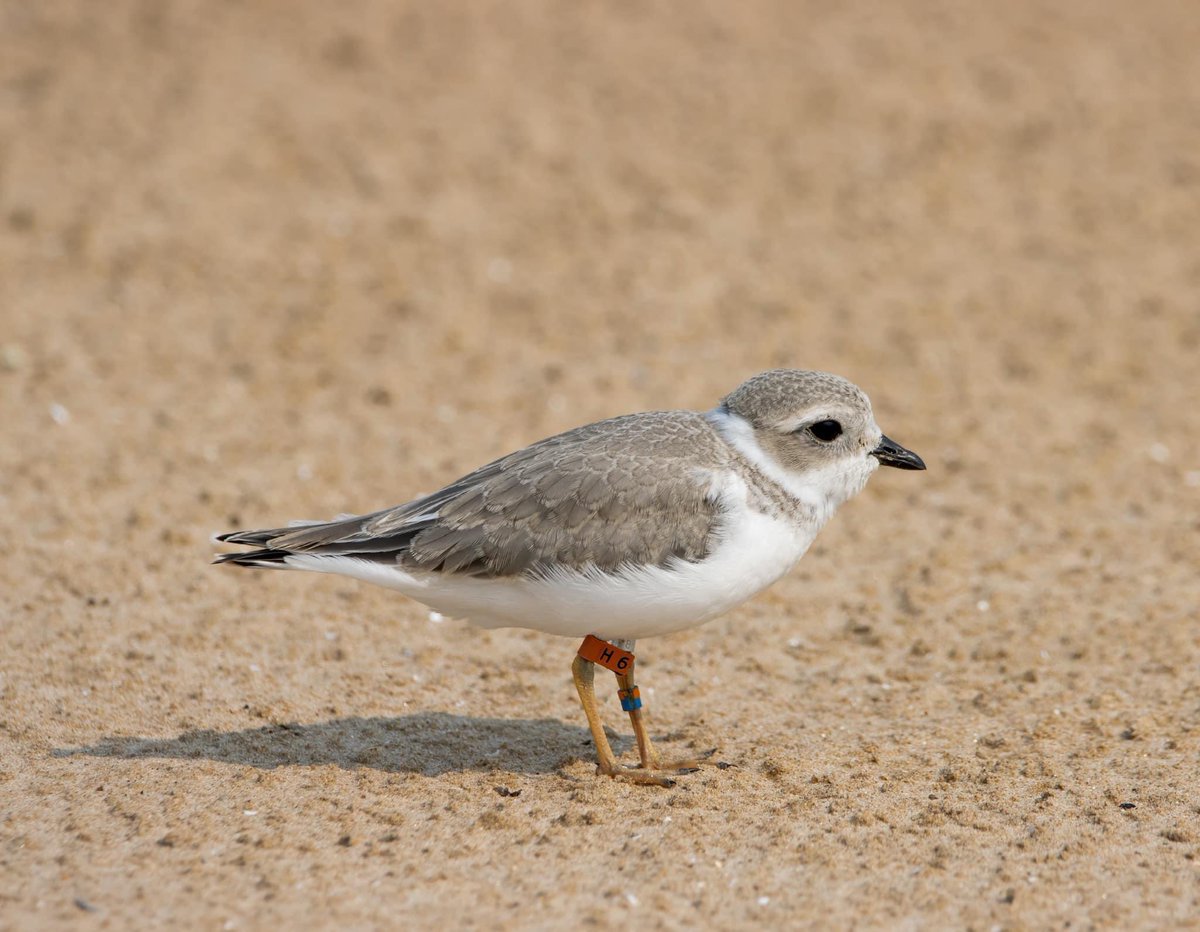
[713,368,925,514]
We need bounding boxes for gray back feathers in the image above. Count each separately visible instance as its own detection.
[221,412,732,578]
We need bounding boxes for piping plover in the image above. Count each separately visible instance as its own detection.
[216,369,925,784]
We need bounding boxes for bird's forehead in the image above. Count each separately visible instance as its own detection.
[721,369,872,424]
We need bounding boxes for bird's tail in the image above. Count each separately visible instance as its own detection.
[212,526,301,568]
[212,547,293,569]
[213,514,385,568]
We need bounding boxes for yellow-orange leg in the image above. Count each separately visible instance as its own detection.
[571,653,619,773]
[615,666,714,774]
[571,654,675,787]
[615,667,660,769]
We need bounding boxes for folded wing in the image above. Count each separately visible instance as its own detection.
[216,412,726,578]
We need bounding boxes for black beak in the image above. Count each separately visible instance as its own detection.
[871,435,926,471]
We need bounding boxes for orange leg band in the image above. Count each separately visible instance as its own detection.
[577,635,635,675]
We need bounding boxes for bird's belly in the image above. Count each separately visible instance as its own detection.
[330,507,817,641]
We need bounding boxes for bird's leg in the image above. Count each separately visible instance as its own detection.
[572,639,675,787]
[574,636,712,783]
[614,664,660,770]
[613,648,713,775]
[609,638,659,769]
[571,653,620,774]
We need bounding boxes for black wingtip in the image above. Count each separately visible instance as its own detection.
[212,549,292,567]
[215,527,287,547]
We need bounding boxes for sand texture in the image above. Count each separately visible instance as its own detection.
[2,1,1199,928]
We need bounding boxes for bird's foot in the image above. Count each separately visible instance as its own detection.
[603,766,680,788]
[643,747,719,774]
[595,748,719,787]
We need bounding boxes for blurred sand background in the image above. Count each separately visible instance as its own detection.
[2,1,1199,928]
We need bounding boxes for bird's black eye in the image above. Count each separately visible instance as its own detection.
[808,419,843,442]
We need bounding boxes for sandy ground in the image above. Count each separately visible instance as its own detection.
[3,1,1199,928]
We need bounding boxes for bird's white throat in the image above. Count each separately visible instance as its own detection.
[705,406,878,526]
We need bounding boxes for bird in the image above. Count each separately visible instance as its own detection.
[215,369,925,785]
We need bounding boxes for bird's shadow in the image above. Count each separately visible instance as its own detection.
[53,713,631,776]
